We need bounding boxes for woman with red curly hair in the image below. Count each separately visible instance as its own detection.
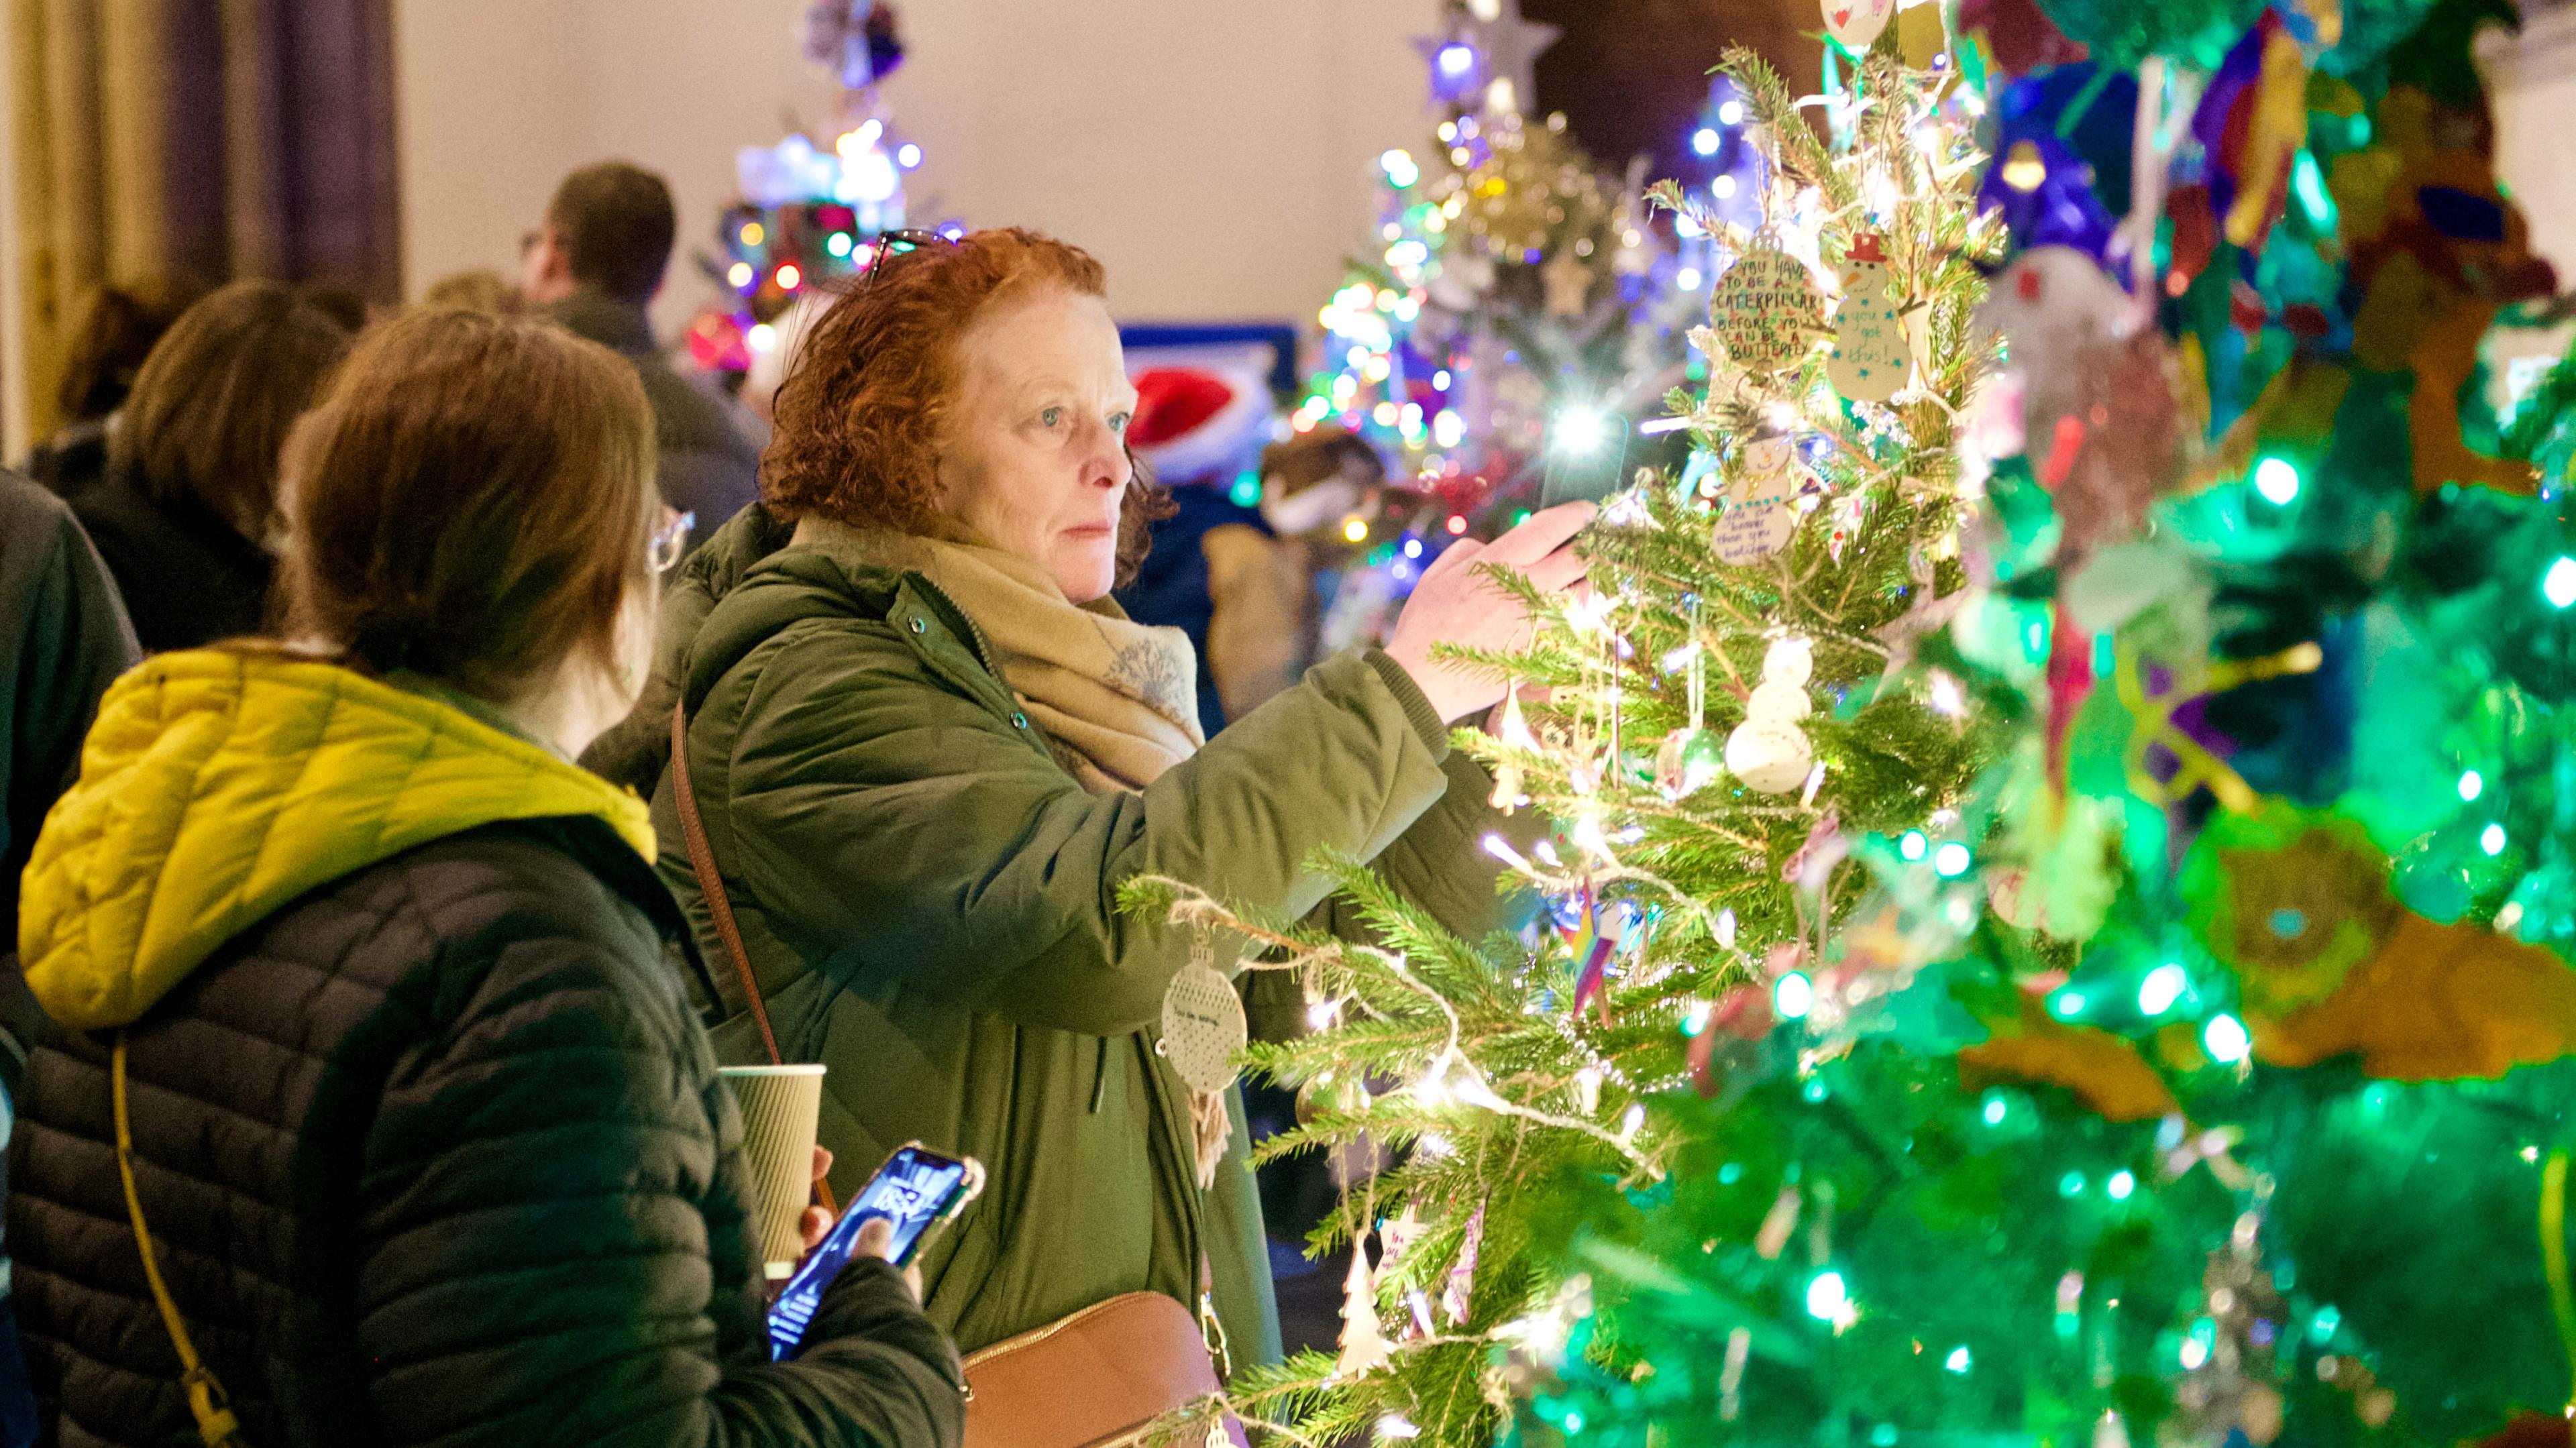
[628,227,1587,1375]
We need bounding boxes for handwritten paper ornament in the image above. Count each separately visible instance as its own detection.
[1823,0,1895,50]
[1727,636,1816,794]
[1712,431,1803,564]
[1709,246,1825,375]
[1828,234,1909,404]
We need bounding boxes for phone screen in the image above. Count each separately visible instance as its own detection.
[766,1144,979,1361]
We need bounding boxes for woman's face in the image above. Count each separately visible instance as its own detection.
[936,286,1137,602]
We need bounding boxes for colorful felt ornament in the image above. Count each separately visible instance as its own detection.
[1828,235,1909,404]
[2181,804,2399,1016]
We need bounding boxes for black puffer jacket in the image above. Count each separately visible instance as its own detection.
[9,652,963,1448]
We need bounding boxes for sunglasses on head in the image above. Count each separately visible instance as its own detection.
[861,228,957,290]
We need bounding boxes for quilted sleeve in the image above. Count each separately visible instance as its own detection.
[350,926,965,1448]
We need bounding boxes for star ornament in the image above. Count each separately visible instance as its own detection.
[1460,0,1560,117]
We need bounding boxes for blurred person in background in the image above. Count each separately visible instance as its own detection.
[9,307,963,1447]
[64,280,352,652]
[1254,425,1403,669]
[29,281,199,498]
[1113,364,1297,735]
[523,161,763,539]
[421,267,523,315]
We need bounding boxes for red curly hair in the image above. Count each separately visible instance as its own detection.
[762,227,1172,586]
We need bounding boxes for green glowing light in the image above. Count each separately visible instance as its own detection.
[2459,769,2484,802]
[2204,1013,2251,1064]
[1944,1346,1972,1374]
[1899,830,1928,862]
[2139,962,2188,1015]
[2546,556,2576,609]
[1775,972,1814,1019]
[2107,1170,2135,1200]
[1805,1270,1849,1320]
[2483,822,2509,856]
[1981,1095,2007,1125]
[1933,842,1973,877]
[2253,457,2300,506]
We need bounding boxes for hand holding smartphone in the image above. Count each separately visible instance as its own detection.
[767,1141,983,1361]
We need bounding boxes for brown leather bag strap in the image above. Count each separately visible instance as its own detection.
[670,701,783,1065]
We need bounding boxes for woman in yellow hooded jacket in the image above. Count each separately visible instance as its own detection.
[7,307,963,1447]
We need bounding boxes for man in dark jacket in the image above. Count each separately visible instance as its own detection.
[523,162,763,536]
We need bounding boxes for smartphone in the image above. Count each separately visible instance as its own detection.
[1540,408,1635,510]
[766,1141,984,1361]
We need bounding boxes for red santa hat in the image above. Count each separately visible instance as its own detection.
[1127,366,1274,484]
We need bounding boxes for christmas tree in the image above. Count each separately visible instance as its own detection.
[1297,0,1695,559]
[681,1,940,376]
[1138,0,2576,1444]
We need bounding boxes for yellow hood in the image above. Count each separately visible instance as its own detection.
[17,649,654,1030]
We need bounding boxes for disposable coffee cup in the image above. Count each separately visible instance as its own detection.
[719,1064,826,1277]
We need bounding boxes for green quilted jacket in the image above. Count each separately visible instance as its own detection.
[641,506,1519,1367]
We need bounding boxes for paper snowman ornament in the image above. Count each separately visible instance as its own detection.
[1711,431,1803,565]
[1726,636,1816,795]
[1828,234,1909,404]
[1822,0,1895,50]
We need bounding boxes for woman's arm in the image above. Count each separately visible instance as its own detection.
[718,626,1456,1036]
[351,928,965,1447]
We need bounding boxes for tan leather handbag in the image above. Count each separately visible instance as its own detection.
[960,1291,1244,1448]
[670,704,1242,1447]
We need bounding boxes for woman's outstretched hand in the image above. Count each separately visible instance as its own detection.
[1383,501,1595,724]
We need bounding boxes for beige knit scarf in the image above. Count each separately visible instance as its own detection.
[792,516,1205,792]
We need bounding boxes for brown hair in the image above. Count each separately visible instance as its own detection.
[278,307,657,703]
[547,161,677,303]
[1263,425,1385,495]
[763,227,1173,588]
[56,279,200,421]
[110,280,353,543]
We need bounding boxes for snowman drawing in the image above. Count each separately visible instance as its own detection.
[1827,233,1909,405]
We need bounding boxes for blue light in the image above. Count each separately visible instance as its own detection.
[1403,537,1424,559]
[1693,127,1721,156]
[1437,42,1476,77]
[896,142,922,169]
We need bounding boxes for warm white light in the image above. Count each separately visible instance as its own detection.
[1342,518,1371,543]
[1552,406,1610,455]
[746,323,777,353]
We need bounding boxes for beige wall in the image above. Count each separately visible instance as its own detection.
[392,0,1431,337]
